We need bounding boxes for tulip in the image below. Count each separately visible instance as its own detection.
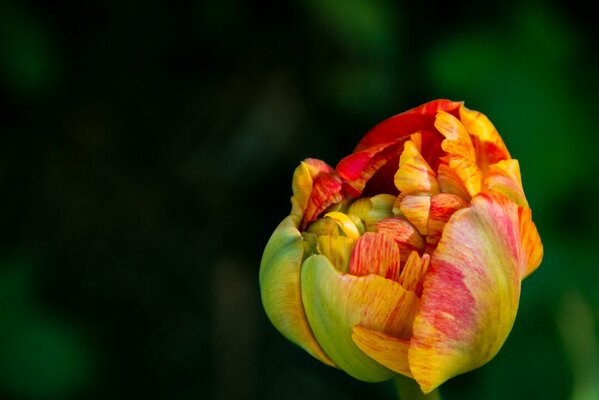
[259,99,543,395]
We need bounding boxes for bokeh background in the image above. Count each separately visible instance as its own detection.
[1,0,598,399]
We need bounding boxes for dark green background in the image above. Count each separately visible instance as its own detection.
[1,1,597,399]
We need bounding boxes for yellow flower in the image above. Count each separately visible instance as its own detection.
[259,99,543,393]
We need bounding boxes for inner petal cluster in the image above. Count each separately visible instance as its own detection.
[301,133,470,301]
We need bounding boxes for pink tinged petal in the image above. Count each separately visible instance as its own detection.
[408,191,525,393]
[437,157,471,201]
[355,99,463,151]
[259,216,335,367]
[426,193,469,250]
[483,159,529,208]
[302,172,344,229]
[459,104,510,171]
[301,255,419,381]
[375,217,425,262]
[291,158,335,220]
[394,141,440,195]
[518,206,543,279]
[399,251,430,296]
[399,194,431,236]
[435,111,483,198]
[352,326,413,378]
[349,232,401,282]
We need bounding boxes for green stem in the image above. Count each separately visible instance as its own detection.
[394,375,442,400]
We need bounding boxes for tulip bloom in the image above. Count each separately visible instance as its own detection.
[259,99,543,394]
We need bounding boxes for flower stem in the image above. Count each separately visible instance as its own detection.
[394,376,441,400]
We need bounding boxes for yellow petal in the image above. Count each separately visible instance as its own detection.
[518,206,543,278]
[399,195,431,235]
[394,140,440,195]
[352,326,413,378]
[290,159,334,220]
[325,211,361,239]
[317,234,356,273]
[409,191,527,393]
[259,216,335,366]
[437,157,471,201]
[435,111,483,197]
[483,159,528,208]
[459,104,510,171]
[301,255,419,382]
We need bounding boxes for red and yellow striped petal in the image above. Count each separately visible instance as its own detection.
[394,140,440,195]
[459,104,510,171]
[426,193,469,250]
[408,191,525,393]
[435,111,483,197]
[349,232,401,281]
[355,99,463,151]
[483,159,528,208]
[259,216,335,367]
[375,217,425,261]
[352,326,413,378]
[301,254,419,382]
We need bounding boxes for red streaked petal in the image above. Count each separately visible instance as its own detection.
[352,326,414,378]
[426,193,469,250]
[349,232,401,282]
[302,172,345,229]
[338,140,405,197]
[435,111,483,197]
[375,217,425,261]
[291,158,335,220]
[408,191,527,393]
[356,99,463,151]
[399,251,430,296]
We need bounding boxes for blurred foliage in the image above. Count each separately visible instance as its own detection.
[0,0,597,399]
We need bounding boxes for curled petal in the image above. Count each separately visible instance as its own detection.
[518,206,543,278]
[355,100,463,151]
[399,194,431,236]
[459,104,510,171]
[302,172,345,229]
[291,159,335,219]
[426,193,469,250]
[437,157,471,201]
[435,111,483,197]
[375,217,425,261]
[352,326,413,378]
[394,140,440,195]
[338,140,405,197]
[483,159,528,208]
[259,216,335,366]
[301,255,419,382]
[408,191,526,393]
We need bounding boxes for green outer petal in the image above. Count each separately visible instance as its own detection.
[259,216,334,366]
[301,254,413,383]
